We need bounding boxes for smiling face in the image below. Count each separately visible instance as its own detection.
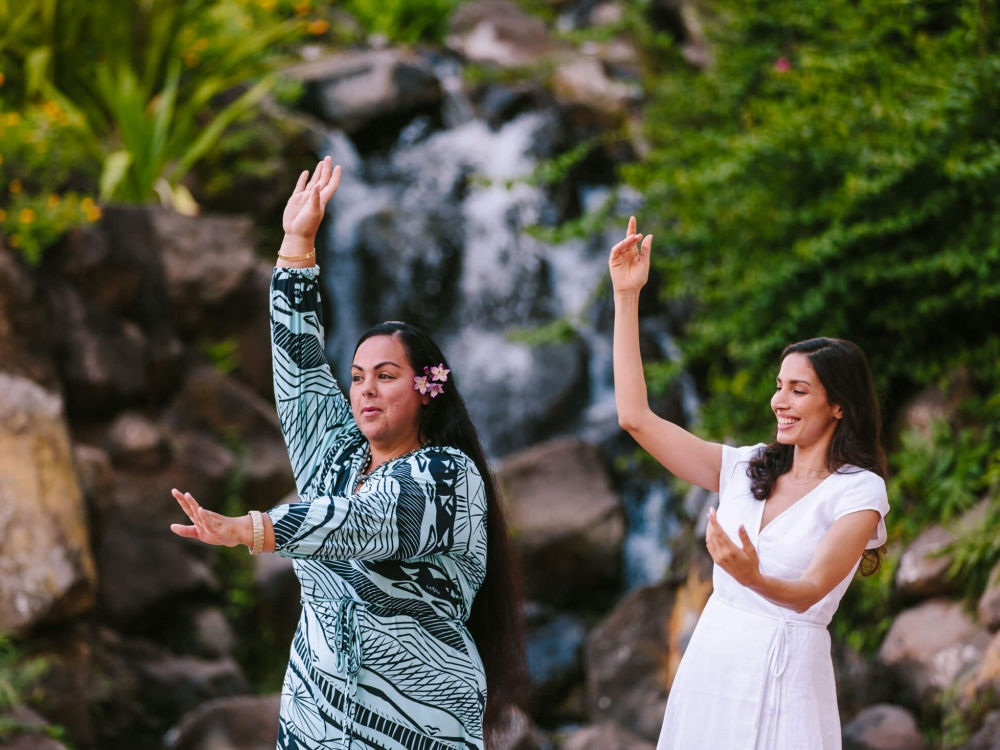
[350,334,430,449]
[771,352,843,448]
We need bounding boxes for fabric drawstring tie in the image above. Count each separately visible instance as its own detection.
[335,596,363,750]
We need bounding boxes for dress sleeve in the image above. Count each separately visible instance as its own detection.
[270,266,356,496]
[832,471,890,549]
[719,443,766,499]
[265,448,487,565]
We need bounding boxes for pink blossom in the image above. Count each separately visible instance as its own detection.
[428,382,445,398]
[429,365,450,382]
[413,376,430,394]
[774,57,791,73]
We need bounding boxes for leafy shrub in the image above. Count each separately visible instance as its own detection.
[627,0,1000,440]
[0,102,101,264]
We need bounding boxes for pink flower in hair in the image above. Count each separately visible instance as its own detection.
[413,375,430,394]
[427,382,445,398]
[428,365,450,382]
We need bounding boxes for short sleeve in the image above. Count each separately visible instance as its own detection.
[832,471,890,549]
[719,443,766,499]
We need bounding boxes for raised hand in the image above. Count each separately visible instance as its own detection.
[170,488,248,548]
[282,155,342,241]
[608,215,653,294]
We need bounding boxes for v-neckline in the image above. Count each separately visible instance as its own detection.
[756,470,836,537]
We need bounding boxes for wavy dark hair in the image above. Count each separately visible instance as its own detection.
[355,322,529,747]
[747,337,887,576]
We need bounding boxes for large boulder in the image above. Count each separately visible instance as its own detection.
[138,654,249,721]
[0,374,96,635]
[498,438,624,608]
[957,630,1000,713]
[447,1,556,68]
[833,639,893,723]
[841,704,928,750]
[894,525,956,600]
[287,49,442,136]
[525,605,588,715]
[878,599,992,705]
[561,722,655,750]
[164,695,281,750]
[584,581,674,742]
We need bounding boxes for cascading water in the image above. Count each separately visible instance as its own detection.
[317,68,695,590]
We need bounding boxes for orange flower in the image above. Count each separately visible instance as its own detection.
[43,100,62,119]
[0,209,6,223]
[0,72,5,87]
[307,18,330,35]
[18,208,36,224]
[84,204,102,222]
[4,112,21,127]
[9,178,21,194]
[81,197,95,210]
[295,2,311,16]
[47,194,60,208]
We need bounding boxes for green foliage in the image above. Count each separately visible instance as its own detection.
[0,635,50,716]
[505,317,578,346]
[341,0,457,42]
[828,549,897,654]
[0,102,101,264]
[0,0,310,205]
[628,0,1000,440]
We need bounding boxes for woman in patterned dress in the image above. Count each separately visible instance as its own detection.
[170,156,527,750]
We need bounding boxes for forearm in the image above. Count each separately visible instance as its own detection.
[613,290,651,428]
[276,233,317,268]
[749,573,823,614]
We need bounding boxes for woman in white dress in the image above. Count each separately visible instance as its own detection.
[610,218,890,750]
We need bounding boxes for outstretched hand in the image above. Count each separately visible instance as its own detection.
[705,507,762,588]
[608,215,653,294]
[170,489,247,548]
[283,155,341,240]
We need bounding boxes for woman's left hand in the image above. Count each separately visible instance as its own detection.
[170,488,248,548]
[705,507,762,588]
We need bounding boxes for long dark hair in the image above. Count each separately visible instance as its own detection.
[747,337,887,575]
[355,322,529,746]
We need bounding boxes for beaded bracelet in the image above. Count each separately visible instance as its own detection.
[248,510,264,555]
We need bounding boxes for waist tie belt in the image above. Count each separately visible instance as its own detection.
[718,597,826,750]
[334,596,364,750]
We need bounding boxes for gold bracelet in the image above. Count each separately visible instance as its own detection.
[248,510,264,555]
[277,249,316,261]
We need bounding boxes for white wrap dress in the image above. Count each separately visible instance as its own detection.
[657,443,889,750]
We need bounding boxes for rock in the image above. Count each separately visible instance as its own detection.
[525,606,587,714]
[878,598,992,704]
[585,581,673,742]
[149,208,260,336]
[0,247,58,389]
[957,630,1000,713]
[254,531,302,645]
[475,84,548,130]
[841,704,928,750]
[0,706,71,750]
[357,207,463,333]
[894,525,956,600]
[73,443,114,520]
[498,438,623,608]
[552,57,639,117]
[190,607,238,659]
[44,279,150,418]
[164,695,281,750]
[978,561,1000,631]
[962,710,1000,750]
[138,655,249,721]
[286,49,442,135]
[448,1,556,68]
[96,517,218,630]
[561,722,655,750]
[893,371,974,442]
[832,639,893,723]
[0,374,96,635]
[590,2,625,28]
[106,411,170,469]
[492,706,546,750]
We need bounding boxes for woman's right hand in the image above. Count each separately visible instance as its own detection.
[282,155,342,242]
[609,216,653,294]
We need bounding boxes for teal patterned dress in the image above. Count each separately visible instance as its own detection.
[265,266,489,750]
